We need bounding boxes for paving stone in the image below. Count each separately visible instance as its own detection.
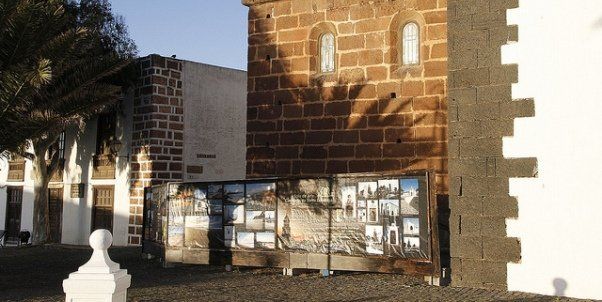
[0,246,593,302]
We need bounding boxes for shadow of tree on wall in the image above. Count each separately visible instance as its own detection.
[245,3,447,186]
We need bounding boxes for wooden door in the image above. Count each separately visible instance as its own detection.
[92,186,114,233]
[5,187,23,242]
[48,187,63,243]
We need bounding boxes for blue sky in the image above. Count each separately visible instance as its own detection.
[111,1,249,70]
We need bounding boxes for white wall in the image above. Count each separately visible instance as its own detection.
[182,61,247,182]
[59,100,133,246]
[0,150,36,238]
[502,2,602,299]
[0,99,133,247]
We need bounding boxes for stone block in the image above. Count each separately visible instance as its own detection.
[482,196,518,218]
[483,237,521,263]
[500,98,535,118]
[457,235,483,258]
[497,157,538,178]
[451,196,483,216]
[490,64,518,85]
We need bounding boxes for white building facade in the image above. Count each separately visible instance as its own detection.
[0,55,247,247]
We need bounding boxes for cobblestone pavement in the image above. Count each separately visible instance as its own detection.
[0,246,595,302]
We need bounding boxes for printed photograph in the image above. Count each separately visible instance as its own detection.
[224,225,236,248]
[357,208,367,223]
[193,198,208,215]
[185,215,209,229]
[209,215,223,230]
[341,186,357,218]
[167,226,184,247]
[208,199,223,215]
[400,179,420,215]
[357,181,378,199]
[208,184,223,199]
[386,224,400,245]
[367,200,379,223]
[256,232,275,249]
[193,188,207,212]
[264,210,276,229]
[246,210,265,230]
[224,205,244,224]
[224,183,245,204]
[237,232,255,249]
[246,182,277,210]
[365,225,384,255]
[379,199,400,216]
[403,217,420,236]
[378,179,400,199]
[224,225,235,241]
[357,199,367,208]
[403,236,421,252]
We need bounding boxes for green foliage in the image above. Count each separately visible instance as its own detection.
[0,0,137,153]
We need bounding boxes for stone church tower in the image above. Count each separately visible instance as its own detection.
[242,0,449,197]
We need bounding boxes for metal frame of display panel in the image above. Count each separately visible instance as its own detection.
[142,172,440,277]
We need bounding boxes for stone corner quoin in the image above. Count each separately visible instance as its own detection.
[447,0,536,290]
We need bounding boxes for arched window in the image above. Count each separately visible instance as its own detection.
[320,33,335,73]
[402,22,419,65]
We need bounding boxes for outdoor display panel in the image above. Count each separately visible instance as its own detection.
[143,173,440,276]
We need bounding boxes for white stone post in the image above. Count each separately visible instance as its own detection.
[63,229,132,302]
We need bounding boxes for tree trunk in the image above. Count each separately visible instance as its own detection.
[31,153,50,245]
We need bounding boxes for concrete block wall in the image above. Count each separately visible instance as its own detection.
[447,0,537,289]
[128,55,185,245]
[243,0,449,194]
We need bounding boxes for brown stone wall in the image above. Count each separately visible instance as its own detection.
[244,0,448,194]
[447,0,537,289]
[128,55,185,245]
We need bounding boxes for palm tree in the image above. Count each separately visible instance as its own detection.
[0,0,136,244]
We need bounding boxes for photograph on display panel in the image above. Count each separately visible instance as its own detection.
[367,200,379,223]
[224,183,245,204]
[237,232,255,249]
[400,179,420,215]
[224,225,235,248]
[403,236,421,253]
[365,225,384,255]
[256,232,275,249]
[246,182,277,210]
[160,174,433,268]
[224,204,244,224]
[403,217,420,236]
[208,184,223,199]
[340,186,357,219]
[277,179,332,253]
[357,181,378,200]
[245,210,265,230]
[378,179,400,199]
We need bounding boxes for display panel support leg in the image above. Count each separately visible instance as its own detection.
[320,269,333,277]
[283,268,294,276]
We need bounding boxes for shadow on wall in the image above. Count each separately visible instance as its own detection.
[71,123,95,244]
[594,17,602,29]
[553,278,567,297]
[247,8,446,178]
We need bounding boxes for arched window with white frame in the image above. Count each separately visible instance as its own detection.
[320,33,335,73]
[402,22,420,65]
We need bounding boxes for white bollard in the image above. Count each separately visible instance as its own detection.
[63,229,132,302]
